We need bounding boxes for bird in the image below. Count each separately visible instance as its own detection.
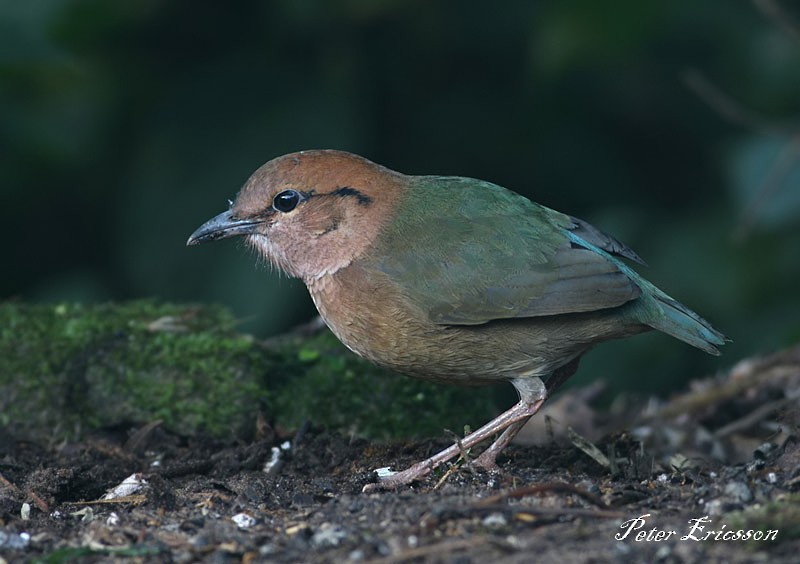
[187,149,726,491]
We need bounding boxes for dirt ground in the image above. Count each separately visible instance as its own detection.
[1,346,799,563]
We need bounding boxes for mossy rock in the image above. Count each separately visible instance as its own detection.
[0,301,500,441]
[268,329,500,440]
[0,301,271,439]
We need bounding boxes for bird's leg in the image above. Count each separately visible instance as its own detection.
[471,417,533,471]
[362,379,547,493]
[545,356,582,396]
[473,357,582,471]
[363,359,584,492]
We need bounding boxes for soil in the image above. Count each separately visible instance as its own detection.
[1,347,799,563]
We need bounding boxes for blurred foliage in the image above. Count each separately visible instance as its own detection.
[2,0,799,399]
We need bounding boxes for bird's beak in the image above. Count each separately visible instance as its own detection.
[186,209,263,246]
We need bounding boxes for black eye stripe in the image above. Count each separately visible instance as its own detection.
[330,186,372,206]
[273,190,302,213]
[269,186,369,215]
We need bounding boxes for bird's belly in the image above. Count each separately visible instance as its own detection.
[307,270,568,385]
[305,265,643,386]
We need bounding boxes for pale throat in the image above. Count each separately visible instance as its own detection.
[247,233,356,281]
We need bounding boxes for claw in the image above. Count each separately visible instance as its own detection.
[362,394,546,493]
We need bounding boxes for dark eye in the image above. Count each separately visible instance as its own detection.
[273,190,301,213]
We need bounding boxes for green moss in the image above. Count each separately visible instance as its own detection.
[0,301,272,439]
[267,331,500,440]
[727,494,800,548]
[1,301,501,442]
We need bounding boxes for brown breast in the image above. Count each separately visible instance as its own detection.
[305,263,552,385]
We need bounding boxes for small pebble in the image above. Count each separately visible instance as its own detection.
[312,523,347,547]
[106,512,120,527]
[231,512,257,529]
[724,481,752,504]
[0,530,30,550]
[102,473,147,500]
[264,446,282,474]
[375,467,396,479]
[754,442,774,459]
[482,513,508,528]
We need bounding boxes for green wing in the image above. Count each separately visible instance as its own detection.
[369,176,641,325]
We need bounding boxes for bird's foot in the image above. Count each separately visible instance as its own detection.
[471,452,501,473]
[361,459,438,493]
[362,394,546,493]
[362,449,501,493]
[470,417,528,472]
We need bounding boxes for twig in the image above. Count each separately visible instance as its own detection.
[568,426,612,469]
[714,393,800,438]
[66,495,147,506]
[0,472,21,495]
[124,420,163,454]
[638,344,800,422]
[432,462,461,491]
[27,490,50,513]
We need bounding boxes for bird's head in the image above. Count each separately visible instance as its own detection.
[187,150,404,280]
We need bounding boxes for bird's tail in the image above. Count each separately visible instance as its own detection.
[642,284,727,355]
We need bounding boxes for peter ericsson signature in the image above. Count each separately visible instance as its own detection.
[616,514,778,542]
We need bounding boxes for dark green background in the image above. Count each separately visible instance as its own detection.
[3,0,799,394]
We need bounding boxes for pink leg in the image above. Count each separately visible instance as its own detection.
[362,393,546,492]
[471,358,582,470]
[472,416,532,471]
